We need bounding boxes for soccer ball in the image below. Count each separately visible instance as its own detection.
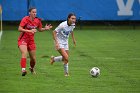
[90,67,100,77]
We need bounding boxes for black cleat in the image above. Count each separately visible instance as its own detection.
[22,70,27,76]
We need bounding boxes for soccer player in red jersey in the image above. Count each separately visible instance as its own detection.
[18,7,52,76]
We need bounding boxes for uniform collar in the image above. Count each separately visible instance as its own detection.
[66,21,75,26]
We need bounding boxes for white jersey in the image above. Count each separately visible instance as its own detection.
[55,21,75,44]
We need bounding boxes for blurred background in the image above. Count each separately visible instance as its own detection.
[0,0,140,30]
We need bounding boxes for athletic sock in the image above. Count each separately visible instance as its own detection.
[22,68,26,71]
[64,63,69,74]
[20,58,26,71]
[54,56,62,62]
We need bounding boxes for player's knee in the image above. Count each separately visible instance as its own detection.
[63,56,68,62]
[21,52,27,58]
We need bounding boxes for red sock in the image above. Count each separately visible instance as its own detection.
[30,60,36,69]
[20,58,26,68]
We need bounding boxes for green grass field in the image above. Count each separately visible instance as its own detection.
[0,29,140,93]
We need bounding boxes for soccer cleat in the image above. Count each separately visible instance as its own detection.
[22,70,27,76]
[64,73,69,77]
[29,68,36,74]
[50,56,54,65]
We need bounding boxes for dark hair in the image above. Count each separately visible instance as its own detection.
[67,13,76,20]
[28,7,36,12]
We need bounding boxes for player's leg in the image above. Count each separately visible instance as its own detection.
[50,43,64,65]
[50,55,62,65]
[58,49,68,63]
[58,48,69,76]
[28,43,36,74]
[63,44,69,76]
[19,45,28,76]
[50,43,69,76]
[50,43,69,64]
[28,50,36,74]
[64,50,69,76]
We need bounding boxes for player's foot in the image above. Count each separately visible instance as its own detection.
[64,73,69,77]
[29,68,36,74]
[22,70,27,76]
[50,56,54,65]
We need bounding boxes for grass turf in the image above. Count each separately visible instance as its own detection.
[0,29,140,93]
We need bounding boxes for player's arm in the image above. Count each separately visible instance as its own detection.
[18,26,37,33]
[52,31,59,50]
[53,23,63,50]
[71,31,76,46]
[18,17,37,33]
[38,24,52,32]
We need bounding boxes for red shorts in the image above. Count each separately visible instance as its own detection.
[18,38,36,51]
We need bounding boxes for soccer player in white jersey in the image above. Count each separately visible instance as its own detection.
[50,13,76,76]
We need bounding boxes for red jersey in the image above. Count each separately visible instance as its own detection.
[18,16,42,41]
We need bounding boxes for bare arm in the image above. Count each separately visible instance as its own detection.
[52,31,57,43]
[71,31,76,46]
[53,31,59,50]
[18,26,36,33]
[38,24,52,32]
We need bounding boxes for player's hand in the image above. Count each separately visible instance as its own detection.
[30,29,37,33]
[45,24,53,30]
[55,43,60,50]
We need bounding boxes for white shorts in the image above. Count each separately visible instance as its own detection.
[59,43,69,50]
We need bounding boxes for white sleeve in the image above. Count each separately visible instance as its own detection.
[55,23,64,32]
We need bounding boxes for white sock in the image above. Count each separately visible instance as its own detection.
[54,56,62,62]
[64,63,69,74]
[22,68,26,71]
